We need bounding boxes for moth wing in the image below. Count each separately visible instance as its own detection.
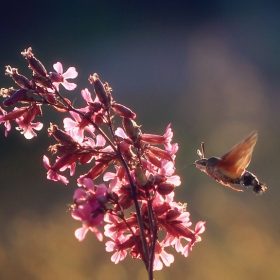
[215,131,258,179]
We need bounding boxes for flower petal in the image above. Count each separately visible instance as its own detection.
[61,80,77,91]
[53,62,63,74]
[62,67,78,79]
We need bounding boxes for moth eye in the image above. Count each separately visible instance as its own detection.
[195,158,207,166]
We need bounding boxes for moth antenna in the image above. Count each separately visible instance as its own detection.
[201,142,205,158]
[197,142,206,159]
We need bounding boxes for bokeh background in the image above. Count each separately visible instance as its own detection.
[0,1,280,279]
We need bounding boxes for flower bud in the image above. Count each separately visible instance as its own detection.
[153,174,167,184]
[93,113,104,124]
[21,48,47,77]
[135,167,148,187]
[45,93,57,104]
[122,118,141,143]
[166,209,181,222]
[88,101,102,112]
[5,66,33,90]
[1,107,29,121]
[106,192,119,203]
[148,146,173,161]
[145,151,162,168]
[49,72,63,82]
[51,153,81,172]
[88,73,109,107]
[96,195,109,205]
[86,162,109,180]
[119,184,132,195]
[32,74,52,88]
[48,123,75,145]
[3,89,30,107]
[141,133,166,144]
[111,103,136,119]
[79,153,93,164]
[118,194,134,210]
[156,182,175,195]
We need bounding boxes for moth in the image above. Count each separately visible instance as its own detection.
[195,131,267,194]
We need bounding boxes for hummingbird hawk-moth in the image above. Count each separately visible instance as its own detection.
[195,131,267,194]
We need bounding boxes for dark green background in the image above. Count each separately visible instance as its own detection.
[0,1,280,279]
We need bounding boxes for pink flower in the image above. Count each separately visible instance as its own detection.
[158,160,181,186]
[50,62,78,91]
[15,117,43,139]
[0,107,11,136]
[43,155,69,185]
[153,241,175,271]
[71,180,108,241]
[72,203,103,242]
[105,233,134,264]
[181,221,206,257]
[104,213,137,237]
[14,106,43,139]
[63,111,95,143]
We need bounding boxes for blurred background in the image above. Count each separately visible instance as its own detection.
[0,1,280,279]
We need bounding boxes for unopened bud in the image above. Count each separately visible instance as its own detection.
[145,151,162,168]
[166,209,181,221]
[156,182,175,195]
[86,162,109,180]
[141,133,166,144]
[21,47,47,77]
[49,72,63,83]
[122,118,141,143]
[45,93,57,104]
[51,153,81,172]
[89,73,109,107]
[3,89,31,107]
[111,103,136,119]
[1,107,29,121]
[118,195,134,210]
[96,195,109,205]
[135,167,148,187]
[119,184,132,195]
[5,66,33,90]
[153,174,167,184]
[32,74,52,88]
[79,153,93,164]
[148,146,173,161]
[88,101,102,112]
[93,113,104,124]
[106,192,119,203]
[48,123,75,145]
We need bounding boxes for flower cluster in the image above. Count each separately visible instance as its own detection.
[0,48,205,275]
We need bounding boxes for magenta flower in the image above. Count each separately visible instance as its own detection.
[0,107,11,136]
[50,62,78,91]
[153,241,175,270]
[63,111,95,143]
[105,233,135,264]
[15,116,43,139]
[157,160,181,186]
[71,180,108,241]
[43,155,69,185]
[72,203,103,242]
[14,106,43,139]
[181,221,206,257]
